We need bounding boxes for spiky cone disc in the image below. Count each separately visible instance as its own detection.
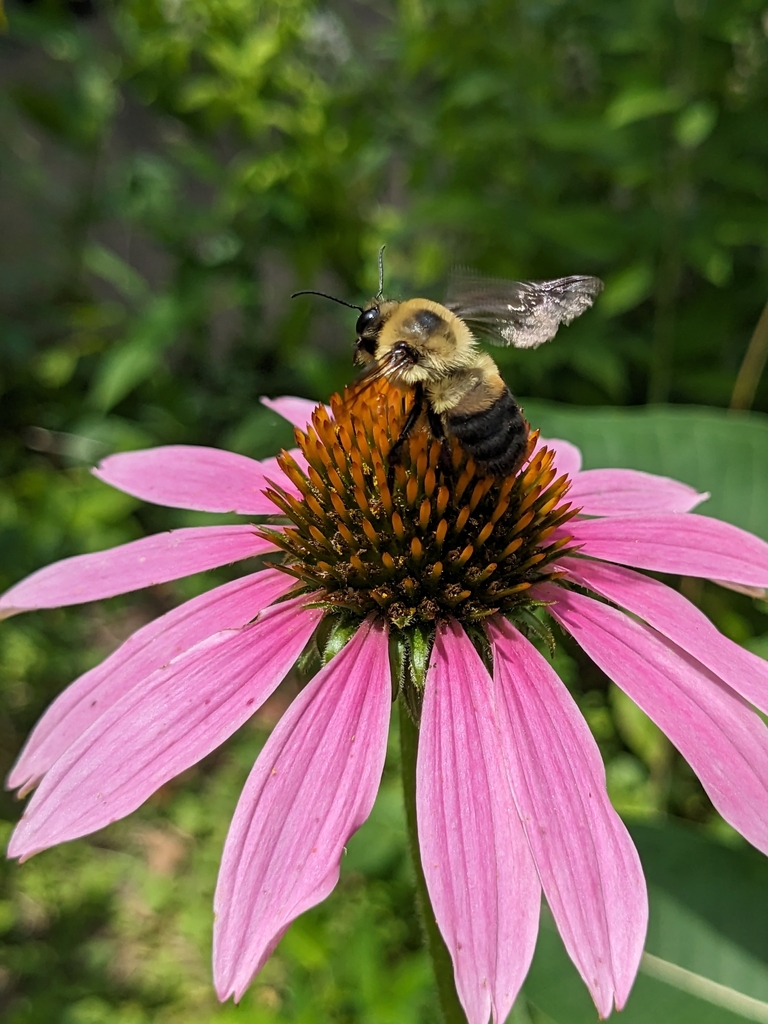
[261,380,578,631]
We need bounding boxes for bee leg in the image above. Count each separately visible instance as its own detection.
[426,407,454,480]
[387,384,424,490]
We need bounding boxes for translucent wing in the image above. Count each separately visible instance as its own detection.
[445,268,604,349]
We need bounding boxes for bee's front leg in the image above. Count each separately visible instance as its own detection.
[387,384,424,490]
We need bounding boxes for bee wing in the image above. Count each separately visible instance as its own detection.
[445,268,604,349]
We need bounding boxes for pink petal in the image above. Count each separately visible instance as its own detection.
[488,617,647,1017]
[562,557,768,718]
[0,526,276,617]
[535,436,582,478]
[213,618,391,1001]
[8,596,322,860]
[542,584,768,856]
[261,396,329,430]
[568,514,768,587]
[569,469,708,517]
[8,568,296,794]
[93,446,277,515]
[417,620,541,1024]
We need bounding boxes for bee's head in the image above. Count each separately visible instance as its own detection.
[354,301,399,365]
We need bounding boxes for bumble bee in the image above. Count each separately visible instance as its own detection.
[294,259,603,477]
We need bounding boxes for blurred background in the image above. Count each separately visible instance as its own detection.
[2,1,768,1021]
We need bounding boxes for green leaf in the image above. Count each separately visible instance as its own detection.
[90,297,180,411]
[90,335,161,412]
[606,86,683,128]
[675,101,718,150]
[631,822,768,989]
[610,684,667,770]
[83,244,148,301]
[521,402,768,541]
[600,262,654,317]
[344,776,406,876]
[746,635,768,660]
[525,821,768,1022]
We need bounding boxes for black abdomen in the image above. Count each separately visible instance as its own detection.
[445,388,529,475]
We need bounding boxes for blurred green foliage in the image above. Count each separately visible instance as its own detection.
[2,0,768,1021]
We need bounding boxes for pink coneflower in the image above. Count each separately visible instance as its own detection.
[5,384,768,1023]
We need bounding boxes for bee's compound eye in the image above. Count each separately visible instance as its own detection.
[356,307,380,336]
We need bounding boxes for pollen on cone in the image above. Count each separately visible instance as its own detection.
[261,380,577,627]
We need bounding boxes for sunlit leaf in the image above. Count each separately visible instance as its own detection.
[675,101,718,150]
[600,262,654,317]
[606,86,683,128]
[523,402,768,540]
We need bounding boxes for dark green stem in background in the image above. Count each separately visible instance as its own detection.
[399,701,467,1024]
[730,297,768,411]
[647,236,682,404]
[647,146,684,404]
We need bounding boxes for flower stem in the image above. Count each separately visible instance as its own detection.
[398,700,467,1024]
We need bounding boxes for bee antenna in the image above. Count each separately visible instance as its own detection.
[291,290,364,313]
[376,245,386,300]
